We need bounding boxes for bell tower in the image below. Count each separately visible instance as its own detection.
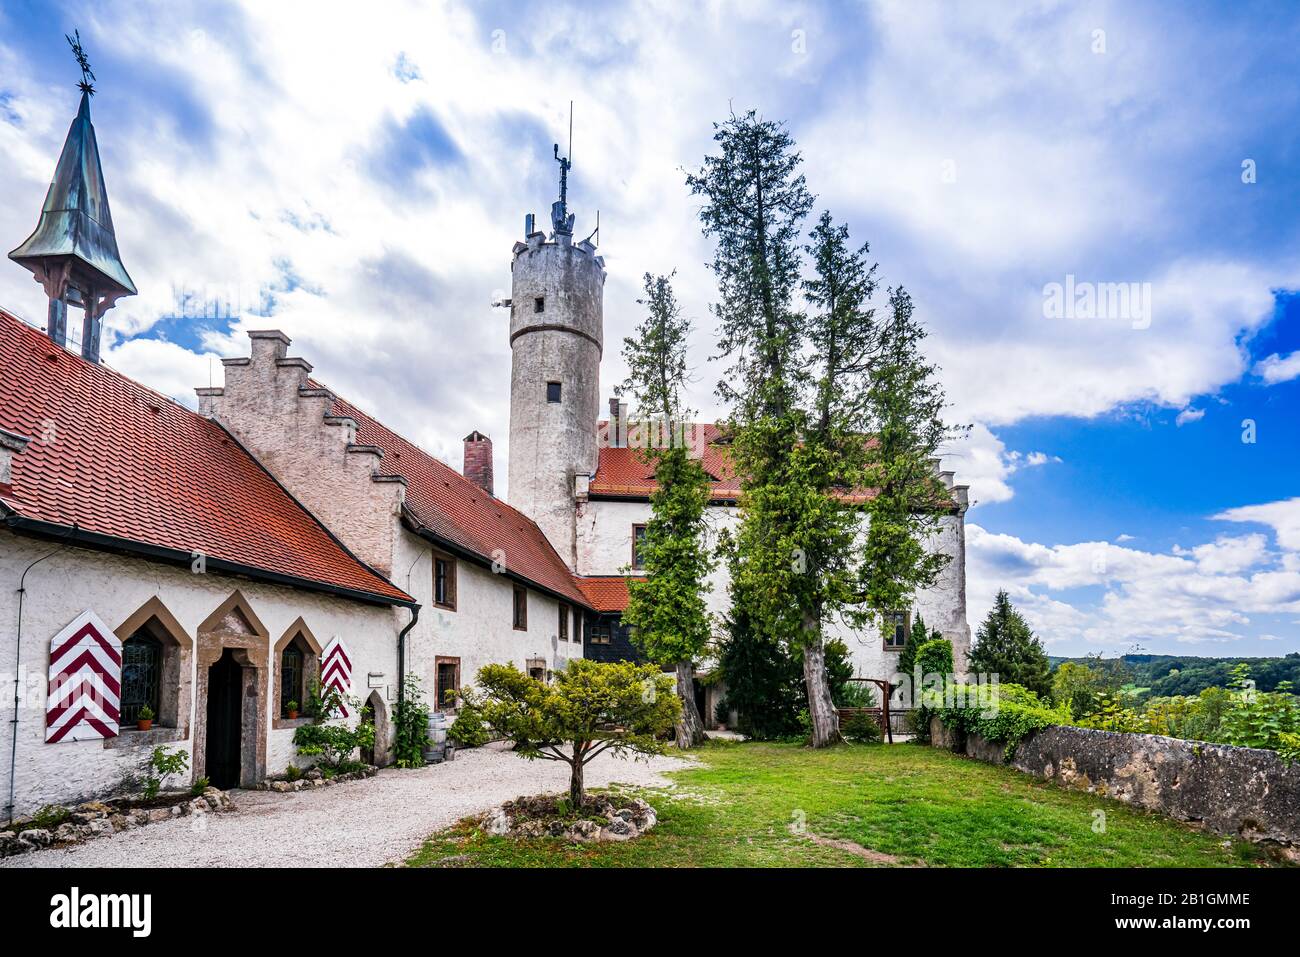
[8,32,135,364]
[506,141,604,568]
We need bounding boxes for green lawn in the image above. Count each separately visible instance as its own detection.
[406,740,1275,868]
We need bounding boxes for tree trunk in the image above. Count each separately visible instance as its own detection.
[802,624,841,748]
[569,753,584,809]
[674,660,707,749]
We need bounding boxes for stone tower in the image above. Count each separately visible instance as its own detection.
[507,146,604,569]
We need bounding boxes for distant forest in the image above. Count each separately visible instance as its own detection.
[1048,653,1300,698]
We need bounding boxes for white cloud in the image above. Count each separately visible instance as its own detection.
[1255,351,1300,385]
[1214,497,1300,551]
[1175,406,1205,426]
[966,518,1300,652]
[938,422,1057,506]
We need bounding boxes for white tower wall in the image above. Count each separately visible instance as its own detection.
[507,231,605,568]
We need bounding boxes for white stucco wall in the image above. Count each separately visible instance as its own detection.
[0,530,400,817]
[392,529,582,709]
[576,497,972,693]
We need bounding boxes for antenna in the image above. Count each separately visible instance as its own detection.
[66,29,96,96]
[550,101,575,237]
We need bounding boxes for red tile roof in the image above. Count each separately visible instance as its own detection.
[591,421,742,501]
[0,310,412,605]
[574,575,644,612]
[313,383,591,608]
[591,421,952,507]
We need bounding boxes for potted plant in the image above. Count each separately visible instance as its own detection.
[136,704,154,732]
[286,700,300,720]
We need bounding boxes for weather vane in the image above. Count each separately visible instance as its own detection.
[66,29,95,96]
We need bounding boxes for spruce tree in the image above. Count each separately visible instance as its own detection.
[687,111,849,744]
[860,286,967,642]
[968,590,1052,698]
[619,273,715,748]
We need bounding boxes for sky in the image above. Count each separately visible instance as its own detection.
[0,0,1298,658]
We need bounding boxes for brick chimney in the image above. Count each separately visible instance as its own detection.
[463,431,494,495]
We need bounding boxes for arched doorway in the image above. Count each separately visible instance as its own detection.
[359,690,388,767]
[206,650,244,789]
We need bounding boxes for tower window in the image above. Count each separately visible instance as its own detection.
[546,381,562,403]
[534,296,545,313]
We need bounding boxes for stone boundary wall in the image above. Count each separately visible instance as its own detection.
[930,719,1300,855]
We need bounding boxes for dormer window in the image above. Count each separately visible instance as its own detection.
[546,381,562,403]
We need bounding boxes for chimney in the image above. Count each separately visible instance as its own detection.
[463,431,494,495]
[0,427,32,489]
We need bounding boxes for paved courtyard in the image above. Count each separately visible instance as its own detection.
[3,743,694,868]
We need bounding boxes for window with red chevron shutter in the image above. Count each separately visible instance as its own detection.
[46,610,123,743]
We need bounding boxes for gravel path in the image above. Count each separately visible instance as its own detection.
[2,743,696,868]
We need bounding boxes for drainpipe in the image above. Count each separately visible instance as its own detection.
[6,529,73,825]
[396,604,419,715]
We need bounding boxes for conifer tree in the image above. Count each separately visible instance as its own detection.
[619,272,715,747]
[968,590,1052,698]
[860,286,967,642]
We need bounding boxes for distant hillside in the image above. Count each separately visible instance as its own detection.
[1048,653,1300,697]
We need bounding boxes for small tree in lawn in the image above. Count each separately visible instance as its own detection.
[465,659,679,808]
[968,590,1052,699]
[619,271,716,748]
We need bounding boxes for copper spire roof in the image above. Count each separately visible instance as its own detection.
[8,91,136,297]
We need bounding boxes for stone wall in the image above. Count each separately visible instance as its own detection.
[930,718,1300,853]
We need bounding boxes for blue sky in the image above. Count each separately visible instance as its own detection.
[1,0,1298,656]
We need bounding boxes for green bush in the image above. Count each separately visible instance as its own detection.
[448,703,490,748]
[292,721,375,770]
[392,675,432,768]
[935,682,1069,761]
[841,712,882,743]
[713,698,731,726]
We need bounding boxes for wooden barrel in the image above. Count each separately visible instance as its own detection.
[423,712,452,762]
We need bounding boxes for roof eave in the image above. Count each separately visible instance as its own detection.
[400,507,593,611]
[2,512,416,609]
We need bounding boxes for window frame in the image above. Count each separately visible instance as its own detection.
[435,656,461,712]
[558,603,569,642]
[631,523,648,570]
[279,642,306,718]
[534,295,545,313]
[546,381,562,403]
[513,585,528,631]
[119,631,163,726]
[433,552,457,611]
[883,609,911,651]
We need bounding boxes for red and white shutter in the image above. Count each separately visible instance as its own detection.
[46,609,122,743]
[320,637,352,718]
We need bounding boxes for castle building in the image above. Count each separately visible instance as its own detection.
[0,68,969,818]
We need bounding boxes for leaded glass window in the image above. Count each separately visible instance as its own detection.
[281,645,304,716]
[120,632,162,725]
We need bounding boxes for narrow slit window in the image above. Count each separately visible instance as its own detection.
[546,381,562,403]
[534,296,545,313]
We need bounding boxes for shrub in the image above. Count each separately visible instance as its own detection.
[448,702,489,748]
[833,682,876,709]
[190,776,210,796]
[284,765,303,782]
[293,721,375,770]
[713,698,731,726]
[140,746,190,799]
[392,675,432,768]
[841,712,882,743]
[935,682,1069,761]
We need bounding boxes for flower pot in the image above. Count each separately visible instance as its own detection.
[287,711,298,720]
[137,719,152,732]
